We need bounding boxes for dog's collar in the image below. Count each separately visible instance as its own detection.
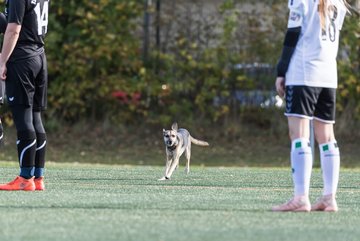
[166,137,179,151]
[167,144,177,151]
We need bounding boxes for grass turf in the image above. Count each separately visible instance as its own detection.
[0,163,359,241]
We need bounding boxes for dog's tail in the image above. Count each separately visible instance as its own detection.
[190,136,209,146]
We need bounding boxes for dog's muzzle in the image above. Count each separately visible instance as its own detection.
[166,142,177,151]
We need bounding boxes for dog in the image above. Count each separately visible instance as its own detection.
[159,122,209,180]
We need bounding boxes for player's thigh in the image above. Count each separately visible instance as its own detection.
[6,57,42,107]
[313,88,337,144]
[5,61,33,107]
[313,88,336,123]
[33,53,48,111]
[284,85,320,119]
[285,86,320,141]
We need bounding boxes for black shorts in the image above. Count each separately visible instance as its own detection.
[284,85,336,123]
[5,52,48,111]
[0,80,4,105]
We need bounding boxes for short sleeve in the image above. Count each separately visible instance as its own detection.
[287,0,307,28]
[336,5,347,31]
[288,0,305,8]
[8,0,26,25]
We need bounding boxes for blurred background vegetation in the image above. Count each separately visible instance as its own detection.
[0,0,359,166]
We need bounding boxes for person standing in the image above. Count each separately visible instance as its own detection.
[0,12,7,144]
[0,80,4,144]
[0,0,49,191]
[272,0,348,211]
[0,76,5,144]
[0,77,4,144]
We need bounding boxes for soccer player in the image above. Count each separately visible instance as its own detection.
[0,0,49,191]
[0,80,4,144]
[0,12,7,144]
[0,77,4,144]
[272,0,348,212]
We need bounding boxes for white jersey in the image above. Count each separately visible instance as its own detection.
[285,0,347,88]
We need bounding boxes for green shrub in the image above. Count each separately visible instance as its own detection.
[1,0,357,131]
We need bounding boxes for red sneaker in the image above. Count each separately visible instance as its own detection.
[0,176,35,191]
[34,177,45,191]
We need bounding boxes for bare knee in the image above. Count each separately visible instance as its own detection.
[314,120,335,144]
[315,131,335,144]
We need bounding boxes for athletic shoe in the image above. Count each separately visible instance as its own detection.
[0,176,35,191]
[311,194,338,212]
[272,196,311,212]
[34,177,45,191]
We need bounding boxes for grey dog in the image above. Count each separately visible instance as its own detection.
[159,123,209,180]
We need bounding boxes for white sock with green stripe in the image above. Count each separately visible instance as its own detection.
[319,141,340,196]
[291,138,313,196]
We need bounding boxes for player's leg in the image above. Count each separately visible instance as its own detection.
[272,117,312,212]
[0,56,40,191]
[312,88,339,211]
[33,52,48,190]
[289,117,313,197]
[312,121,339,211]
[33,111,46,190]
[272,86,317,212]
[0,106,36,191]
[13,106,37,178]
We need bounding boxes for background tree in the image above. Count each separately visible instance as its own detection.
[0,0,356,131]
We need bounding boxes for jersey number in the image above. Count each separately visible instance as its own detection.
[321,5,338,42]
[34,1,49,36]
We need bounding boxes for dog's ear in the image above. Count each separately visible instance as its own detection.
[163,129,166,135]
[171,122,178,131]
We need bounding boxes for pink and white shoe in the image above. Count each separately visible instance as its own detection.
[272,196,311,212]
[311,194,338,212]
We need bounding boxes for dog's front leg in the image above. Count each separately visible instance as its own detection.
[164,156,172,178]
[159,156,172,181]
[166,155,180,179]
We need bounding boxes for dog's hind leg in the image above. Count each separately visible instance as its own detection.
[185,145,191,174]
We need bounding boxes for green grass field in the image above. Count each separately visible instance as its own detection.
[0,162,359,241]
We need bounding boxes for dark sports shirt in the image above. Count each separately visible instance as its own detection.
[5,0,49,61]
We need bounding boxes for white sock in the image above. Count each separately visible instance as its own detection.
[319,141,340,196]
[291,138,313,196]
